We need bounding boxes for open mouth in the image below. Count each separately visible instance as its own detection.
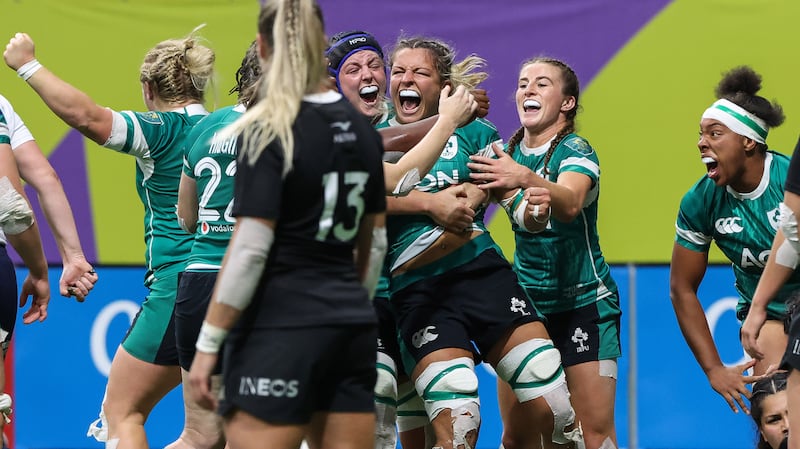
[399,89,421,113]
[359,85,379,104]
[702,156,719,178]
[523,99,541,112]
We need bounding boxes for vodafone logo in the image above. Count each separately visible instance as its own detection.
[200,221,210,235]
[714,217,743,234]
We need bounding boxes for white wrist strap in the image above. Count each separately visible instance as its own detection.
[195,321,229,354]
[17,59,42,81]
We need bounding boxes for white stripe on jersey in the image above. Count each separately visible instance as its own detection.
[105,110,152,159]
[390,226,445,272]
[675,225,711,246]
[560,156,599,178]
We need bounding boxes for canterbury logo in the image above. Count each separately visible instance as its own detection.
[715,217,743,234]
[411,326,438,349]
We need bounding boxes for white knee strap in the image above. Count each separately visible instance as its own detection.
[374,351,399,449]
[495,338,565,402]
[414,357,480,420]
[397,380,429,432]
[375,352,398,405]
[375,352,399,449]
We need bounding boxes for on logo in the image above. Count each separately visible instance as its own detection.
[715,217,743,234]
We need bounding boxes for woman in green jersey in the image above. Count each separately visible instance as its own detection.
[383,39,582,449]
[468,56,620,449]
[671,67,791,414]
[5,28,214,448]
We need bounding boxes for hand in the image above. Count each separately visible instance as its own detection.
[188,351,220,411]
[427,187,476,232]
[4,32,36,71]
[59,256,99,302]
[524,187,551,222]
[741,306,768,360]
[459,182,490,210]
[470,88,490,119]
[467,142,529,190]
[438,85,478,129]
[707,359,761,414]
[19,273,50,324]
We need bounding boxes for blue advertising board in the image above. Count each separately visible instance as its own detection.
[10,264,761,449]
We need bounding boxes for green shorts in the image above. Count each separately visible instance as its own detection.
[121,272,179,365]
[543,293,622,366]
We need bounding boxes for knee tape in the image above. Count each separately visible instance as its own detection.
[397,380,429,432]
[495,338,565,402]
[375,353,399,449]
[375,352,398,406]
[543,383,583,447]
[0,176,34,235]
[414,357,480,421]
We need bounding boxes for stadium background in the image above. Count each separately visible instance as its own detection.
[2,0,799,447]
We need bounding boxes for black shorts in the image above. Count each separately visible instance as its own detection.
[0,246,16,354]
[374,296,405,376]
[392,249,543,372]
[782,307,800,371]
[544,295,622,367]
[175,271,220,372]
[219,324,377,424]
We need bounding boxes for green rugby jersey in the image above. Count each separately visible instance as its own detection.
[676,151,800,318]
[376,116,503,294]
[182,105,244,271]
[105,104,208,282]
[510,133,617,313]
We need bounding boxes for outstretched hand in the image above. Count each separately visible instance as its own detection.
[4,32,36,71]
[468,142,528,191]
[707,359,762,414]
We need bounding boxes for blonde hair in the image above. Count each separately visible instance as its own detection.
[139,24,215,104]
[222,0,327,176]
[389,36,488,90]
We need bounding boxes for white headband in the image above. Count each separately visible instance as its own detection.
[701,98,768,144]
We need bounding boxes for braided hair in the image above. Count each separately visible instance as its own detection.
[139,24,215,105]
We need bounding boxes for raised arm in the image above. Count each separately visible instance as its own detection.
[670,243,757,413]
[4,33,113,145]
[382,85,477,194]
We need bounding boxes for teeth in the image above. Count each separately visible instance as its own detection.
[360,85,379,95]
[399,89,420,99]
[701,157,715,164]
[523,99,541,109]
